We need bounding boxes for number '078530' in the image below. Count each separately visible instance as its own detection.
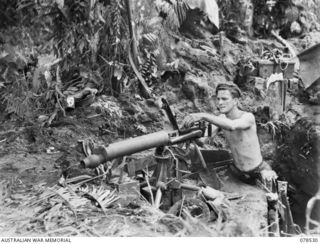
[300,238,318,243]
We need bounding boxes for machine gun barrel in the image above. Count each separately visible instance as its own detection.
[80,129,204,169]
[81,131,170,168]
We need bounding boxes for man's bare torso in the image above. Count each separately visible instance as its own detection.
[221,112,263,172]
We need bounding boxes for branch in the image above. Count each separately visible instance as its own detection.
[125,0,139,65]
[128,44,152,98]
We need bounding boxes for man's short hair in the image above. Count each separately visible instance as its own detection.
[216,83,242,98]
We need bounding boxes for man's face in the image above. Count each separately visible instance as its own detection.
[216,90,238,114]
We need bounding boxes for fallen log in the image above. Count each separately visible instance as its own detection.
[174,41,217,65]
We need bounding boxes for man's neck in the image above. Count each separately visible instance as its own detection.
[226,106,242,119]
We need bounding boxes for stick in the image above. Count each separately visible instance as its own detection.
[257,180,286,208]
[144,168,155,207]
[178,195,185,218]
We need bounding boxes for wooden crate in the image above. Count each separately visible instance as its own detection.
[258,60,274,78]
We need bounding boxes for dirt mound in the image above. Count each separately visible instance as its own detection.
[274,117,320,227]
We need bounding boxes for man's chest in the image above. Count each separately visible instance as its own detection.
[223,129,246,144]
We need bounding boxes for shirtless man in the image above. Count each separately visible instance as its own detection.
[183,83,277,184]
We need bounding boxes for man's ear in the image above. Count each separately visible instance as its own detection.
[234,98,239,106]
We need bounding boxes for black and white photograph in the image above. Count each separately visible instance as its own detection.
[0,0,319,240]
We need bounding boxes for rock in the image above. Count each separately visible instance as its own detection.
[163,90,179,105]
[145,111,161,122]
[201,186,224,200]
[177,59,192,73]
[116,180,141,207]
[208,75,228,89]
[37,115,49,123]
[290,21,302,35]
[181,82,196,102]
[136,112,152,123]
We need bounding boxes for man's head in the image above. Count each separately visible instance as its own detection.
[215,83,241,114]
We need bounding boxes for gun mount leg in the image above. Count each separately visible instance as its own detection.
[139,147,191,209]
[155,188,162,209]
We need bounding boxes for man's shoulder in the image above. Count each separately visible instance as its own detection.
[218,111,255,120]
[241,111,255,119]
[238,111,256,127]
[241,112,257,129]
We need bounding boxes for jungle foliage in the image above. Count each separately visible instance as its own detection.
[0,0,194,123]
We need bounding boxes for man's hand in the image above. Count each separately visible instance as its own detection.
[182,113,203,128]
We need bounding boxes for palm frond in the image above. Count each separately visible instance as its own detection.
[2,90,32,118]
[140,49,158,86]
[52,186,89,210]
[174,0,189,25]
[142,33,158,49]
[259,120,289,139]
[79,185,119,214]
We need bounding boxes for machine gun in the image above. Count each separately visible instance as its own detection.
[81,98,210,169]
[80,98,221,212]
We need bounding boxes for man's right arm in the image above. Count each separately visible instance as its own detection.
[183,112,254,131]
[193,122,219,148]
[182,113,220,137]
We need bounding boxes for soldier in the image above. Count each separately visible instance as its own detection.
[183,83,277,184]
